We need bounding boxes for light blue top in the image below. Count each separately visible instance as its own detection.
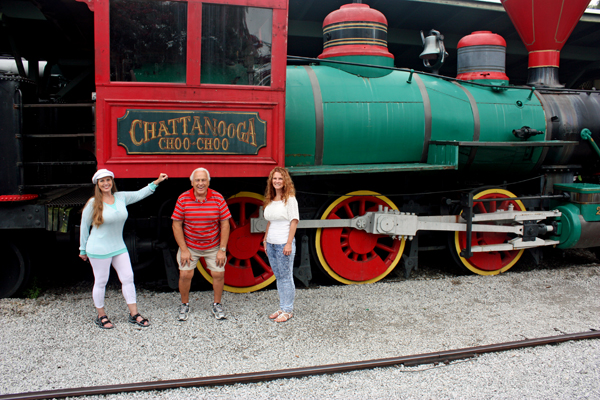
[79,183,157,259]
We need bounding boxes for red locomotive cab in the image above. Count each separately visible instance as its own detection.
[80,0,289,179]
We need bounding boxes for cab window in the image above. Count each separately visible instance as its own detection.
[201,4,272,86]
[110,0,187,82]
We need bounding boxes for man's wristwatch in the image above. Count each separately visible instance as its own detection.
[220,247,227,252]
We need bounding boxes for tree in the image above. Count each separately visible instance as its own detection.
[589,0,600,10]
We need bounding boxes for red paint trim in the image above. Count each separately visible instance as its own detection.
[188,3,202,86]
[318,47,394,59]
[323,4,387,26]
[457,72,509,81]
[528,51,560,68]
[0,194,38,202]
[76,0,94,12]
[457,31,505,48]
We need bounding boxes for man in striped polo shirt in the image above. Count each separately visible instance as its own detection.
[172,168,231,321]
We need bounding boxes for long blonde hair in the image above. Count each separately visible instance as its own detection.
[264,167,295,208]
[85,178,118,227]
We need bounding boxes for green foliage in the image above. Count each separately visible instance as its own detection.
[23,277,42,299]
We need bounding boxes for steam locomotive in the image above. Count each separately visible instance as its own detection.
[1,0,599,298]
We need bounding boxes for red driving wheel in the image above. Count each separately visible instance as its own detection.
[453,188,526,275]
[315,191,404,284]
[198,192,275,293]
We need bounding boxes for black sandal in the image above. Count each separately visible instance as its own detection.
[129,313,150,327]
[95,315,114,329]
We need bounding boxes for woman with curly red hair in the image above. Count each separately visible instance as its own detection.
[262,167,299,322]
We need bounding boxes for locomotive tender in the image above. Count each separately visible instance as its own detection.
[1,0,600,297]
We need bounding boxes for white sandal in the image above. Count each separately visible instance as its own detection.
[275,312,293,323]
[269,310,283,319]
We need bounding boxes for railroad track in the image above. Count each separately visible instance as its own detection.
[1,330,598,400]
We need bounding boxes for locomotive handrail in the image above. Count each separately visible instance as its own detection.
[287,56,600,94]
[287,162,456,176]
[430,140,579,147]
[580,129,600,159]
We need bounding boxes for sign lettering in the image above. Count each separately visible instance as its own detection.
[118,110,266,154]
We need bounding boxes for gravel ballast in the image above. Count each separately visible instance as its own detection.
[1,257,599,399]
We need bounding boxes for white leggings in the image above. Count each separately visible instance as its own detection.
[89,252,136,308]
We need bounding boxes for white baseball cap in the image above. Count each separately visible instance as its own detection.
[92,169,115,184]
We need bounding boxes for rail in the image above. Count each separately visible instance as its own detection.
[1,330,598,400]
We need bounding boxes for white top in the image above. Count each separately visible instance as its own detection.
[264,196,300,244]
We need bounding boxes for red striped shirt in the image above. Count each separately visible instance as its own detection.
[172,188,232,251]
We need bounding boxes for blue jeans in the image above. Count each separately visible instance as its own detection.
[266,240,296,313]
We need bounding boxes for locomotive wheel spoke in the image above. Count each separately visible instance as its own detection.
[453,188,525,275]
[343,203,354,218]
[238,202,247,226]
[252,253,273,275]
[197,192,275,293]
[375,242,395,253]
[315,191,405,284]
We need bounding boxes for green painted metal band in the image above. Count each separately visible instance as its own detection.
[452,83,478,169]
[414,74,431,163]
[303,66,324,166]
[452,81,480,170]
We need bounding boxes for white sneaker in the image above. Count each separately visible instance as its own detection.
[212,303,225,320]
[178,303,190,321]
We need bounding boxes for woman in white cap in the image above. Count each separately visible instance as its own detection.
[79,169,168,329]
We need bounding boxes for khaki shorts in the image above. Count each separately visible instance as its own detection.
[177,246,224,272]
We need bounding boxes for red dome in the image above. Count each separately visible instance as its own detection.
[322,3,388,27]
[458,31,506,48]
[318,3,393,60]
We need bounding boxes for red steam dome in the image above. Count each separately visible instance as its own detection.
[318,3,393,60]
